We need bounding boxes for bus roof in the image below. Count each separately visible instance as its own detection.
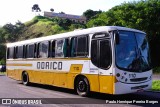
[6,26,145,47]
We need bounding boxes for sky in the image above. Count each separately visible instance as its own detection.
[0,0,139,26]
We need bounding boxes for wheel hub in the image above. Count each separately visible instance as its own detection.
[78,81,85,91]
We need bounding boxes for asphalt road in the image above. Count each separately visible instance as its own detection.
[153,74,160,80]
[0,74,160,107]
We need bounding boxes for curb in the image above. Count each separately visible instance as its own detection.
[145,90,160,93]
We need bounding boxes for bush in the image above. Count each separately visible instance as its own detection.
[152,80,160,91]
[153,67,160,74]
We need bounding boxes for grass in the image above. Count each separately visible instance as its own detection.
[0,72,6,75]
[152,80,160,91]
[0,71,6,74]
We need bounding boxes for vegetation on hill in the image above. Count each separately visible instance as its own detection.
[18,16,86,40]
[152,80,160,91]
[0,0,160,73]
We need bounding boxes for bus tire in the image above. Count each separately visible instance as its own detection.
[76,77,90,97]
[22,72,30,86]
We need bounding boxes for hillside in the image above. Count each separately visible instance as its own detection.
[18,16,86,40]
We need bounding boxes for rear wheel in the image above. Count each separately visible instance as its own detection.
[76,77,90,97]
[22,72,30,86]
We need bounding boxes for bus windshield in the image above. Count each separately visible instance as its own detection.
[115,31,151,72]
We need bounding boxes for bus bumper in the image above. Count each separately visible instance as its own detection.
[114,80,152,94]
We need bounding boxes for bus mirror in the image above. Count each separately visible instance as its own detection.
[115,32,120,44]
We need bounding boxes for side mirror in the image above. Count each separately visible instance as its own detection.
[115,32,120,44]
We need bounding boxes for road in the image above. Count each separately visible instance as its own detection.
[0,74,160,107]
[153,74,160,80]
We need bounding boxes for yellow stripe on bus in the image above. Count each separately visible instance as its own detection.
[7,63,32,67]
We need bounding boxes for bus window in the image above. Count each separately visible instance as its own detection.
[36,43,40,58]
[99,40,111,69]
[25,45,28,58]
[23,45,26,58]
[51,40,56,57]
[15,46,18,59]
[17,46,23,58]
[70,35,89,57]
[26,44,35,58]
[91,39,111,69]
[7,48,9,59]
[55,39,64,57]
[7,47,14,59]
[91,40,98,66]
[63,38,70,57]
[39,41,49,58]
[76,35,89,57]
[48,41,51,57]
[70,37,77,57]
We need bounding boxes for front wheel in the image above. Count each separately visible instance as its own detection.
[76,77,90,97]
[22,72,30,86]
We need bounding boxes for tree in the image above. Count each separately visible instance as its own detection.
[16,20,25,28]
[57,18,72,30]
[32,4,41,12]
[2,23,18,42]
[69,24,86,31]
[83,9,102,21]
[0,44,6,62]
[50,8,54,12]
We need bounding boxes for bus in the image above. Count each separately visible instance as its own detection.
[6,26,152,96]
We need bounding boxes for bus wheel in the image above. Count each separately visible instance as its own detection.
[22,72,30,86]
[76,77,90,97]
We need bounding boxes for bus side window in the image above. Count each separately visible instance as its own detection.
[27,44,35,58]
[91,40,98,67]
[7,48,9,59]
[99,40,111,69]
[25,45,28,58]
[55,39,64,57]
[13,46,17,59]
[36,43,40,58]
[15,46,18,59]
[70,37,77,57]
[51,40,55,57]
[34,43,37,58]
[39,41,49,58]
[7,47,14,59]
[76,35,89,57]
[17,46,23,58]
[91,39,111,69]
[23,45,25,58]
[48,41,51,57]
[63,38,70,57]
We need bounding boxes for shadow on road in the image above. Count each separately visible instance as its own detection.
[17,82,160,106]
[18,82,77,95]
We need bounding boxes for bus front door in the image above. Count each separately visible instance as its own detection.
[91,39,113,94]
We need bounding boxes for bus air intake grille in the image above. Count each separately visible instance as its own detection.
[130,77,148,82]
[131,85,148,90]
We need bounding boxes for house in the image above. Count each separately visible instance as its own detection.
[44,11,86,24]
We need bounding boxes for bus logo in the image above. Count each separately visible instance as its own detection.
[37,62,62,70]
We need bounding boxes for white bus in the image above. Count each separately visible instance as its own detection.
[6,26,152,96]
